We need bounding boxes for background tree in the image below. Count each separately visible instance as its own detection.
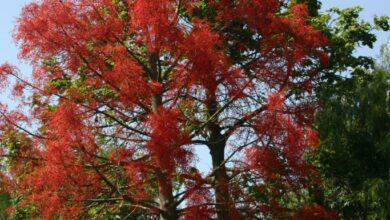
[313,46,390,219]
[0,0,333,219]
[311,7,390,219]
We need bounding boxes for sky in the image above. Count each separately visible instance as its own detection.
[1,1,390,171]
[0,0,31,71]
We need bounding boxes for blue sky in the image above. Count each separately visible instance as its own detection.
[1,1,390,171]
[0,0,31,69]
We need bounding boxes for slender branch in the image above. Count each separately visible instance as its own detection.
[0,110,46,139]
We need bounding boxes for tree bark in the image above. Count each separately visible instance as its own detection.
[209,139,233,220]
[206,99,235,220]
[149,52,178,220]
[158,174,179,220]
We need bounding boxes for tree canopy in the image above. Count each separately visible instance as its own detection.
[0,0,388,219]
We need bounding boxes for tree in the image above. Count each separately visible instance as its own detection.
[314,68,390,219]
[310,8,390,218]
[0,0,332,219]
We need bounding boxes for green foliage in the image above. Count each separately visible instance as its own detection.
[308,5,390,217]
[312,6,388,81]
[374,15,390,31]
[314,68,390,218]
[7,195,37,220]
[304,7,389,116]
[0,193,10,220]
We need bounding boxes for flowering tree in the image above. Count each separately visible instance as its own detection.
[0,0,334,219]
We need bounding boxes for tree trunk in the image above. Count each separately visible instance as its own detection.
[207,99,235,220]
[149,52,178,220]
[209,139,233,220]
[158,175,179,220]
